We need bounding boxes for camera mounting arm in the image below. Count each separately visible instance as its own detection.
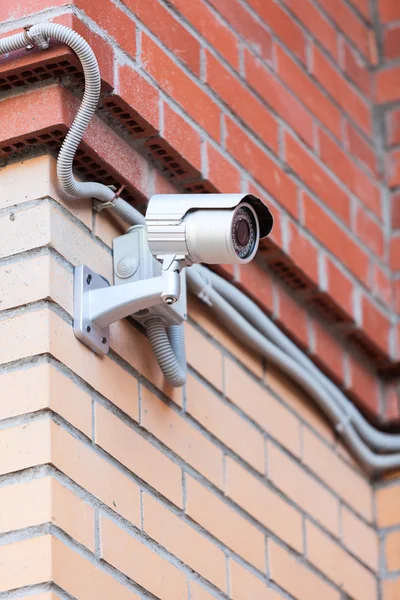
[73,257,183,356]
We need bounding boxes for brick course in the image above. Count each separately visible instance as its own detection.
[0,2,399,599]
[0,6,396,421]
[0,155,383,599]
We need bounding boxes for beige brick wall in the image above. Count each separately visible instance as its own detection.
[0,155,385,599]
[376,478,400,598]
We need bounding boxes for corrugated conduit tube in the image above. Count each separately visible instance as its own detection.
[146,320,187,387]
[187,265,400,474]
[0,23,184,386]
[6,23,398,428]
[197,266,400,453]
[0,23,145,226]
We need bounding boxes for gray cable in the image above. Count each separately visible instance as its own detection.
[145,318,186,387]
[0,30,30,53]
[0,24,186,386]
[112,197,145,226]
[10,23,394,430]
[168,324,187,373]
[196,265,400,453]
[16,23,145,226]
[187,266,400,473]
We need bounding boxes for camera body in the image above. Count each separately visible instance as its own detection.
[145,194,273,265]
[75,193,273,357]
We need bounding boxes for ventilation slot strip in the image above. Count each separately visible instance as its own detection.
[145,138,200,181]
[0,127,139,207]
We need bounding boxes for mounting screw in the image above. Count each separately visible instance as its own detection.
[86,325,91,333]
[101,337,107,344]
[86,274,92,285]
[163,296,177,305]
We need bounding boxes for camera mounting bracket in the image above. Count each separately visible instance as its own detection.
[113,226,187,329]
[73,257,183,356]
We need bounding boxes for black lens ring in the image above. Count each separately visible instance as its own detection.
[231,205,257,259]
[235,218,251,247]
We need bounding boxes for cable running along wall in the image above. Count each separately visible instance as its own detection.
[1,22,400,474]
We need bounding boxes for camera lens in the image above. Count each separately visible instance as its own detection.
[231,205,257,260]
[235,218,251,247]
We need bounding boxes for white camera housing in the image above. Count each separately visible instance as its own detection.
[74,194,273,357]
[145,194,273,265]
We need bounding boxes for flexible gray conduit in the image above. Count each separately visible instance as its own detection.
[145,319,187,387]
[0,23,145,226]
[198,266,400,453]
[6,23,395,456]
[0,23,188,386]
[168,324,187,373]
[0,29,31,52]
[111,197,145,226]
[187,265,400,473]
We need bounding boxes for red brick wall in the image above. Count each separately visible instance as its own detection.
[376,1,400,410]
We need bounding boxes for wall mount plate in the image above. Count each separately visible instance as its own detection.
[73,265,110,355]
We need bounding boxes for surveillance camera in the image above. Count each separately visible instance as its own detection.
[145,194,273,265]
